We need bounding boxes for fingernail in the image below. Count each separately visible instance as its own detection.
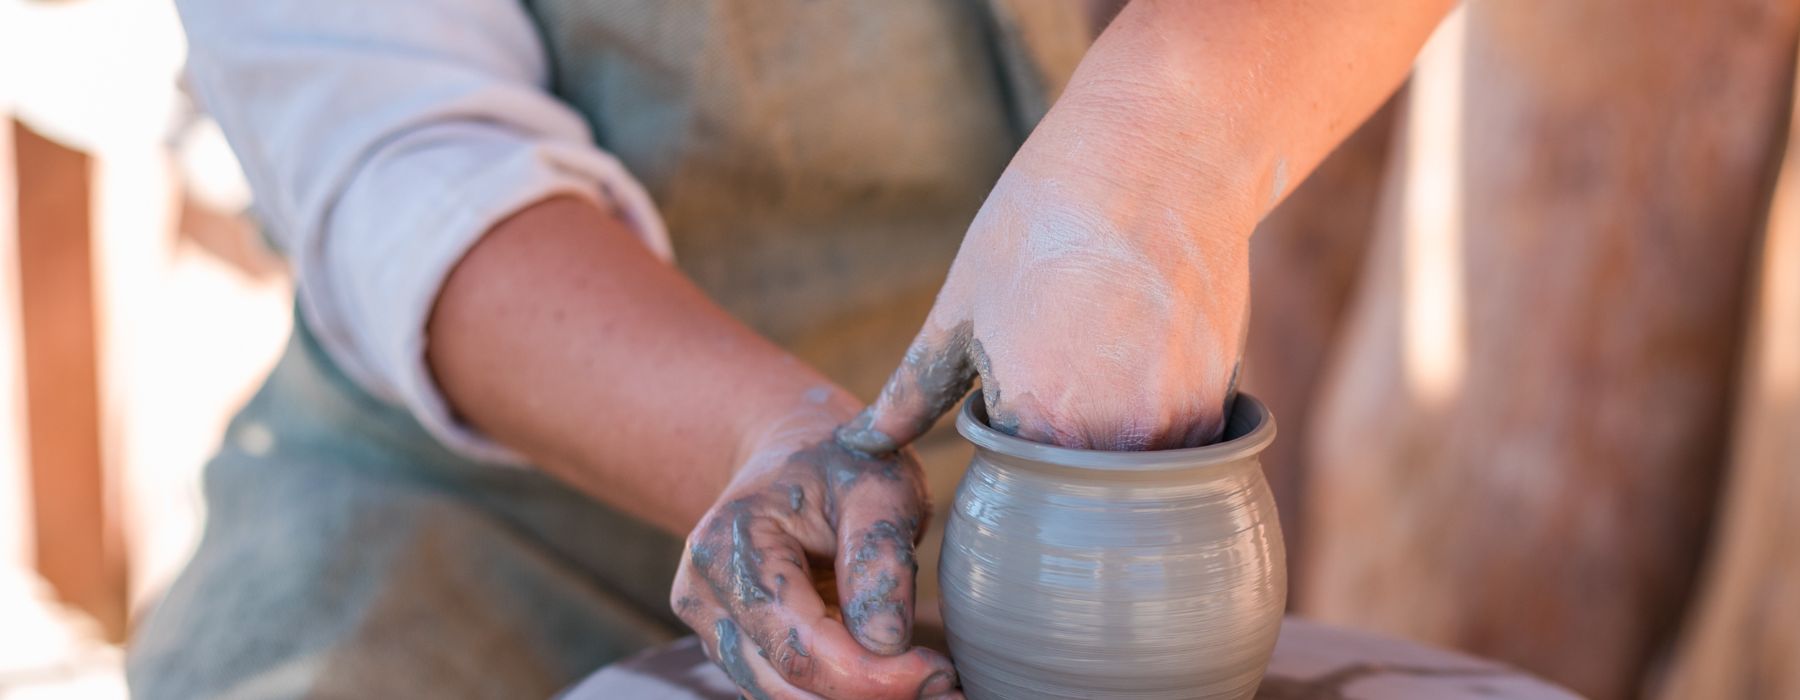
[852,610,910,654]
[919,669,958,698]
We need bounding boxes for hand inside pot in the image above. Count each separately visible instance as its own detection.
[671,406,962,700]
[837,100,1252,454]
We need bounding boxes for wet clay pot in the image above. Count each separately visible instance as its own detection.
[940,393,1285,699]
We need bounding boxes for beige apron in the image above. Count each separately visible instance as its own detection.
[529,0,1086,399]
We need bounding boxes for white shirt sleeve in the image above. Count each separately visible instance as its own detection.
[175,0,672,463]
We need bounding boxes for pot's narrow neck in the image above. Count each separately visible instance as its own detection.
[955,391,1277,473]
[972,447,1264,487]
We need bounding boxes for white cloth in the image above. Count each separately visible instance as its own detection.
[174,0,672,462]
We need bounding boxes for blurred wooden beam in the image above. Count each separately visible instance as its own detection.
[1301,1,1800,696]
[0,112,25,575]
[1659,39,1800,700]
[11,118,125,641]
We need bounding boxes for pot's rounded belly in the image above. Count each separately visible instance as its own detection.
[938,460,1287,700]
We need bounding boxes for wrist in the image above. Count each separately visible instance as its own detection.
[997,115,1261,262]
[728,378,862,477]
[1025,3,1282,230]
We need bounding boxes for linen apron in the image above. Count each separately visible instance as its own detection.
[127,2,1086,697]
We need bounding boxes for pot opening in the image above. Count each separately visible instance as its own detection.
[955,390,1276,471]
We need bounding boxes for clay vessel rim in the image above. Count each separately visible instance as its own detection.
[955,391,1276,471]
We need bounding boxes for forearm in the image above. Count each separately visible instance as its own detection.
[847,1,1452,452]
[427,196,858,535]
[1031,0,1453,233]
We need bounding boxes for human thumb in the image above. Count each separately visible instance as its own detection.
[836,323,978,455]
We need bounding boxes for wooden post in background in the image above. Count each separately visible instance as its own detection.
[11,118,125,641]
[1300,1,1800,696]
[1659,40,1800,699]
[0,113,26,576]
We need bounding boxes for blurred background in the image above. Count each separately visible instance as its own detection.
[1,0,288,696]
[4,1,1800,699]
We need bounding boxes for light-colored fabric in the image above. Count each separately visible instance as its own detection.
[174,0,672,462]
[522,0,1090,403]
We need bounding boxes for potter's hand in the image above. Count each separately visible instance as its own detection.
[672,408,961,700]
[833,0,1455,454]
[839,114,1251,453]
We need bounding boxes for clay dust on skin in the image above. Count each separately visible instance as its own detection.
[1265,157,1289,214]
[999,175,1241,447]
[712,618,773,700]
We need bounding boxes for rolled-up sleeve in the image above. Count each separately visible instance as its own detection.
[175,0,671,462]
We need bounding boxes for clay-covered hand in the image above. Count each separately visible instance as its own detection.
[839,102,1254,453]
[671,403,961,700]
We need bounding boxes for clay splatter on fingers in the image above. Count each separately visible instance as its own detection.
[689,502,776,610]
[838,321,980,454]
[840,517,919,651]
[843,569,909,653]
[712,619,773,700]
[854,519,919,574]
[725,506,774,606]
[758,626,815,683]
[770,573,788,603]
[969,338,1021,436]
[785,438,915,524]
[688,540,715,571]
[898,322,978,438]
[782,628,810,659]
